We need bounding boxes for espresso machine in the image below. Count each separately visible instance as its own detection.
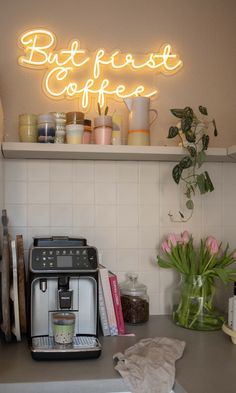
[28,236,102,360]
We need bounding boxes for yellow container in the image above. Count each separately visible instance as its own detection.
[127,129,150,146]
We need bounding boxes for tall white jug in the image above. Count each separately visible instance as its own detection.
[124,97,158,145]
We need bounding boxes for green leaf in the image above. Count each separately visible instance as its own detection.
[172,164,182,184]
[183,107,194,118]
[204,171,214,192]
[157,257,174,269]
[181,116,193,132]
[213,119,218,137]
[202,134,209,150]
[196,173,207,194]
[186,199,194,210]
[185,187,191,199]
[197,150,206,167]
[170,108,184,118]
[168,126,179,139]
[179,156,192,169]
[199,105,208,116]
[187,146,196,157]
[185,131,196,143]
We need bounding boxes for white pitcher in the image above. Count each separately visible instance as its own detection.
[124,97,158,146]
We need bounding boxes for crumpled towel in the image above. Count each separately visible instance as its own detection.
[113,337,185,393]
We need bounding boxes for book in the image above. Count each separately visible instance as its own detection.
[99,265,118,336]
[98,274,110,336]
[108,271,125,335]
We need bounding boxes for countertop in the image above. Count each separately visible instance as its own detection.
[0,315,236,393]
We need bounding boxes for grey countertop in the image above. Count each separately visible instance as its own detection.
[0,315,236,393]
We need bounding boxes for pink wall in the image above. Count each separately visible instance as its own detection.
[0,0,236,146]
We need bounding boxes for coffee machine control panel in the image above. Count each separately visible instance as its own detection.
[30,246,98,272]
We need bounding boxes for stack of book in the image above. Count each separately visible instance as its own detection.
[98,265,125,336]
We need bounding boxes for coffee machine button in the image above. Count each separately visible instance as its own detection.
[56,250,60,255]
[42,250,47,255]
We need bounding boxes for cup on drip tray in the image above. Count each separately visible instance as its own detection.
[52,312,75,344]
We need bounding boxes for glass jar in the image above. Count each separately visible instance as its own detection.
[120,273,149,324]
[37,113,55,143]
[66,111,84,125]
[83,119,92,144]
[18,113,37,142]
[173,274,224,330]
[51,112,66,143]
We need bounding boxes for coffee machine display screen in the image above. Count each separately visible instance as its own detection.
[57,255,73,267]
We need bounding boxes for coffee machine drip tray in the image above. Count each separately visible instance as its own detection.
[31,336,102,360]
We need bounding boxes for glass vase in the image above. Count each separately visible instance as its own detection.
[172,274,224,330]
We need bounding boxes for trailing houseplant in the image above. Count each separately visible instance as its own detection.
[167,106,218,222]
[157,231,236,330]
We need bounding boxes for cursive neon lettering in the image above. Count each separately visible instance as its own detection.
[18,28,183,108]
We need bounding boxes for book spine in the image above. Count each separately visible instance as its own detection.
[98,275,110,336]
[99,267,118,336]
[109,274,125,335]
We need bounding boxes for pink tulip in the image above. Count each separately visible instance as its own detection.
[181,230,190,244]
[232,250,236,260]
[167,233,180,247]
[206,236,219,255]
[161,240,171,254]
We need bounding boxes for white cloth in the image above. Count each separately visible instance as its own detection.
[113,337,185,393]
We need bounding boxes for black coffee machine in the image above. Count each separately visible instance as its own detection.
[28,236,102,360]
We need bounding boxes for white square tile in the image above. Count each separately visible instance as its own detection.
[4,160,27,181]
[28,205,50,227]
[27,160,50,181]
[117,205,138,227]
[95,183,116,204]
[139,205,159,226]
[94,228,116,249]
[73,161,94,182]
[72,227,95,245]
[5,181,27,204]
[117,183,138,205]
[139,183,159,205]
[50,204,73,227]
[51,182,73,204]
[139,162,159,183]
[139,249,159,271]
[73,205,95,227]
[50,161,73,182]
[139,271,159,293]
[117,228,138,249]
[98,249,118,271]
[139,227,159,249]
[95,205,116,227]
[28,182,50,204]
[5,204,27,227]
[149,292,160,315]
[73,183,94,205]
[50,227,73,237]
[28,227,51,245]
[94,161,117,182]
[117,249,139,271]
[117,162,138,183]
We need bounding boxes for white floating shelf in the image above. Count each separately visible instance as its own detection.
[1,142,233,162]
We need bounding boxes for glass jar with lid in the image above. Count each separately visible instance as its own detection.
[120,273,149,324]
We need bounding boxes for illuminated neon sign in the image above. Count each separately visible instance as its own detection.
[18,29,183,109]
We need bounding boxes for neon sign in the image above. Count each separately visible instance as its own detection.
[18,29,183,109]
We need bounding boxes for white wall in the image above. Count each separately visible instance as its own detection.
[0,0,236,314]
[0,0,236,146]
[4,158,236,314]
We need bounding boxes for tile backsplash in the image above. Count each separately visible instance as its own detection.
[4,159,236,314]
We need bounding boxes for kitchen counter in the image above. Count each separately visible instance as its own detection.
[0,315,235,393]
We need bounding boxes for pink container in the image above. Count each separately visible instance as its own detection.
[94,116,112,145]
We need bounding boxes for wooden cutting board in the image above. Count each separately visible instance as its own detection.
[16,235,27,333]
[0,210,11,341]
